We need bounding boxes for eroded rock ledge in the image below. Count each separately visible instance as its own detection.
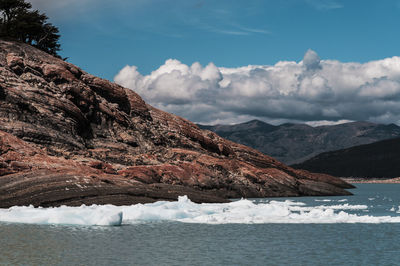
[0,39,353,208]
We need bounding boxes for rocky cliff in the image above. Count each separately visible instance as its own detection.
[0,39,353,207]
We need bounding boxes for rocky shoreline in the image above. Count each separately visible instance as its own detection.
[0,39,353,208]
[342,178,400,184]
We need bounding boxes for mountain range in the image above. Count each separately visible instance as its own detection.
[199,120,400,165]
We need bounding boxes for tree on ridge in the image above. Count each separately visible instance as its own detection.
[0,0,61,56]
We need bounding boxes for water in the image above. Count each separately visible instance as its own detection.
[1,184,400,265]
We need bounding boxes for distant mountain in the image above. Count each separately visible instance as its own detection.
[292,137,400,178]
[198,120,400,165]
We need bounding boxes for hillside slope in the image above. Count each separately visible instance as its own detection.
[0,39,352,207]
[292,137,400,178]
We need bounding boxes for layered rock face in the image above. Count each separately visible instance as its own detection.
[0,40,353,207]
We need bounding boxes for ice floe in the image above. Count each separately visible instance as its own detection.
[1,196,400,226]
[0,205,122,226]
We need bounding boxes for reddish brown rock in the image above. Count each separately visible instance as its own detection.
[0,39,353,208]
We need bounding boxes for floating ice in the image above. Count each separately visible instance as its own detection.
[1,196,400,226]
[0,205,123,226]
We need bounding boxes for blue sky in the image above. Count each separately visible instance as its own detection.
[29,0,400,125]
[31,0,400,80]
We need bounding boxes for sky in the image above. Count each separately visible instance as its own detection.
[28,0,400,125]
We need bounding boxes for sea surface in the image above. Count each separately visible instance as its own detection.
[1,184,400,265]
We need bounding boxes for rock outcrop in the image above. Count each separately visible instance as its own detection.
[0,39,353,208]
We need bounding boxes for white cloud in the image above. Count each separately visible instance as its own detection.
[115,50,400,125]
[305,0,343,10]
[306,120,354,127]
[303,49,322,70]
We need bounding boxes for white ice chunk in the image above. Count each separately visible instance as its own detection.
[0,205,123,226]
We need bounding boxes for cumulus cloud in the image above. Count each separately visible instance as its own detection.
[115,50,400,125]
[303,49,322,71]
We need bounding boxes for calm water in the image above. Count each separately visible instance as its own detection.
[1,184,400,265]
